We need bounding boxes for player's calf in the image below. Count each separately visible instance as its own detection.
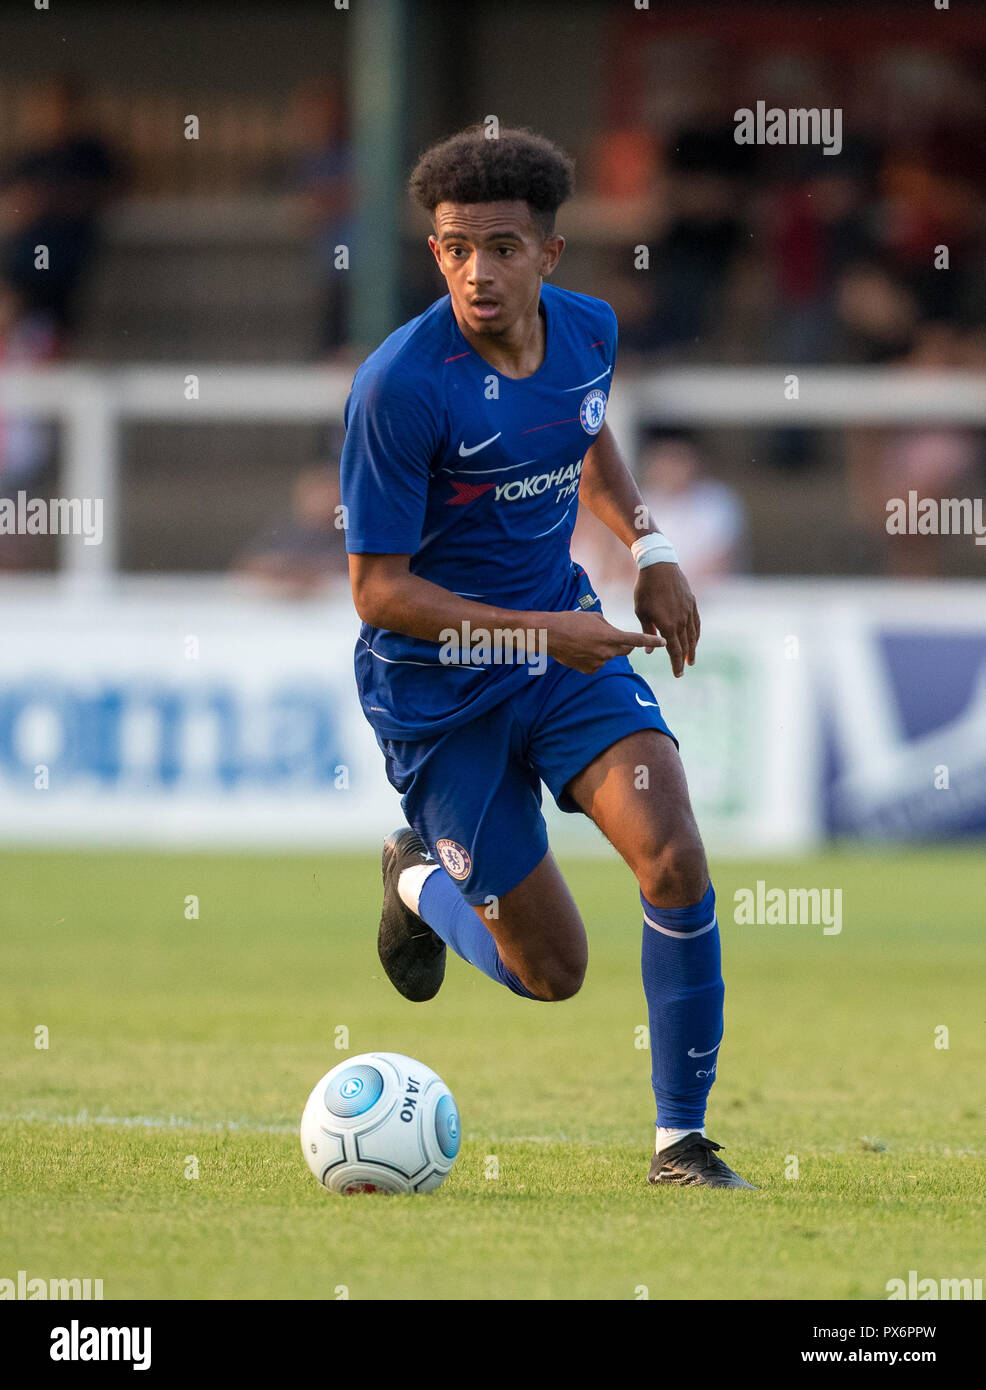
[486,940,584,1002]
[387,834,569,1002]
[471,851,588,1002]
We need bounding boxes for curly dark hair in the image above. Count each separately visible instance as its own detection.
[409,125,575,236]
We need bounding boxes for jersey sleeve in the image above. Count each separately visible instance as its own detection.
[340,363,442,555]
[605,300,619,376]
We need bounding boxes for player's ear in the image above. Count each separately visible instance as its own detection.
[540,235,565,278]
[427,233,442,267]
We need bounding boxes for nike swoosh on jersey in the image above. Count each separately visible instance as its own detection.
[458,432,502,457]
[635,693,661,707]
[561,366,613,391]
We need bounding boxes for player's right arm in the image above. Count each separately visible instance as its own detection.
[340,363,663,675]
[349,552,664,675]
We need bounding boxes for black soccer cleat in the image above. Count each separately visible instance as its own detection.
[647,1133,756,1189]
[378,828,446,1002]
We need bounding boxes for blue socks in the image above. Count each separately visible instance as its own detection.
[417,868,538,999]
[640,882,724,1129]
[409,861,727,1136]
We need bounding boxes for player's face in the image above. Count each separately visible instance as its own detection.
[428,201,564,338]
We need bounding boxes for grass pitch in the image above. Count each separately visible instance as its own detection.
[1,846,984,1300]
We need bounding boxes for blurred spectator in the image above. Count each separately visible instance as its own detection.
[284,79,353,358]
[636,433,747,585]
[765,255,920,472]
[846,323,984,577]
[601,33,986,376]
[573,432,746,591]
[0,278,60,491]
[642,124,749,354]
[232,466,349,597]
[833,259,920,364]
[768,151,879,365]
[587,126,661,203]
[0,76,129,343]
[0,277,61,572]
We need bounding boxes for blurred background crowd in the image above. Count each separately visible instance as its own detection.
[1,0,984,589]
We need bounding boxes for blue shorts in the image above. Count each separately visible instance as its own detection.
[377,655,676,905]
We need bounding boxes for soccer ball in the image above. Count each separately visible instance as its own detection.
[300,1051,460,1194]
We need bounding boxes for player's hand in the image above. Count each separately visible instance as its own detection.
[544,610,666,675]
[634,563,700,678]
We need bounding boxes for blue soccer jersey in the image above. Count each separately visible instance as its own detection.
[340,281,618,740]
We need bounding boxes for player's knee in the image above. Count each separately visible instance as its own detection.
[524,954,586,1002]
[638,836,709,908]
[535,969,584,1002]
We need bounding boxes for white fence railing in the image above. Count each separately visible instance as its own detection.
[2,365,985,585]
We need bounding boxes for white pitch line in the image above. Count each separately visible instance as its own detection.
[1,1110,297,1135]
[3,1115,981,1157]
[4,1112,562,1145]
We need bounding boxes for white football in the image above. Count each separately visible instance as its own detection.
[300,1051,460,1194]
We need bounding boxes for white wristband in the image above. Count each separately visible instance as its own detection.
[631,533,678,568]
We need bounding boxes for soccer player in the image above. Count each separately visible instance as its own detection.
[340,127,753,1189]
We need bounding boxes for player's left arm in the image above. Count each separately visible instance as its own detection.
[579,421,699,677]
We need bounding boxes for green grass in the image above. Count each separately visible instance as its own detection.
[1,847,984,1300]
